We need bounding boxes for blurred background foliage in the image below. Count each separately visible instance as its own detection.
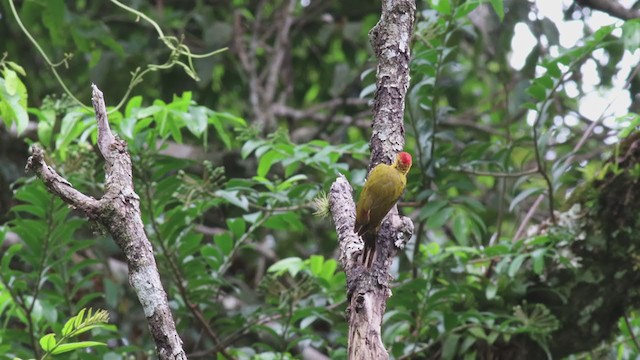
[2,0,640,359]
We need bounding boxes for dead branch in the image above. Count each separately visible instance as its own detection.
[25,85,187,360]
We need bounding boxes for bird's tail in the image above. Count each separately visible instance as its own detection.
[362,232,376,268]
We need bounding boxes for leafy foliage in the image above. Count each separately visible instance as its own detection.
[0,58,28,135]
[2,0,640,359]
[39,308,111,359]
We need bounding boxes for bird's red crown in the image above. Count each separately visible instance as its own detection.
[398,152,412,166]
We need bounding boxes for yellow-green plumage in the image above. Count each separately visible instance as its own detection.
[355,152,412,267]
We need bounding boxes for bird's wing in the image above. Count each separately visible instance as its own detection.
[367,170,404,210]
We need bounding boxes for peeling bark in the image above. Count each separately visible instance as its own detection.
[25,85,186,360]
[369,0,415,169]
[329,1,416,359]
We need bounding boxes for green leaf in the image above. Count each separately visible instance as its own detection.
[215,190,249,211]
[532,248,546,275]
[201,245,222,269]
[277,174,308,191]
[537,75,554,90]
[468,326,486,339]
[39,333,57,351]
[441,334,460,360]
[67,324,105,337]
[453,2,480,19]
[258,150,285,177]
[527,83,546,101]
[6,61,26,76]
[419,199,448,220]
[451,210,470,245]
[622,19,640,52]
[1,243,23,274]
[529,234,552,246]
[508,254,527,277]
[0,75,28,135]
[300,315,318,330]
[268,257,304,276]
[56,111,92,157]
[509,187,544,212]
[42,0,66,45]
[216,112,246,127]
[31,108,55,146]
[423,242,441,257]
[209,113,232,148]
[136,105,163,119]
[487,331,500,345]
[124,96,142,118]
[75,308,86,328]
[62,315,76,336]
[489,0,504,20]
[167,111,184,143]
[484,244,510,257]
[214,233,234,256]
[308,255,323,275]
[320,259,338,282]
[51,341,107,355]
[485,282,498,300]
[429,0,451,15]
[263,212,304,231]
[544,60,561,78]
[241,139,265,159]
[617,113,640,138]
[154,107,169,137]
[4,69,18,96]
[226,218,246,238]
[427,206,454,229]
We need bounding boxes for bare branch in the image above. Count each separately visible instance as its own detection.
[25,85,187,360]
[329,174,362,269]
[576,0,640,20]
[263,0,296,110]
[92,84,116,156]
[25,146,100,215]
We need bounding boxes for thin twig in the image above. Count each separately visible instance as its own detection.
[218,215,270,275]
[513,194,544,241]
[531,111,557,224]
[7,0,90,110]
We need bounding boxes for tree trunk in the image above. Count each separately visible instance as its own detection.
[329,1,416,359]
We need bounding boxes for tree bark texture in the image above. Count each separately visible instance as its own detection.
[25,85,187,360]
[368,0,415,169]
[329,1,416,359]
